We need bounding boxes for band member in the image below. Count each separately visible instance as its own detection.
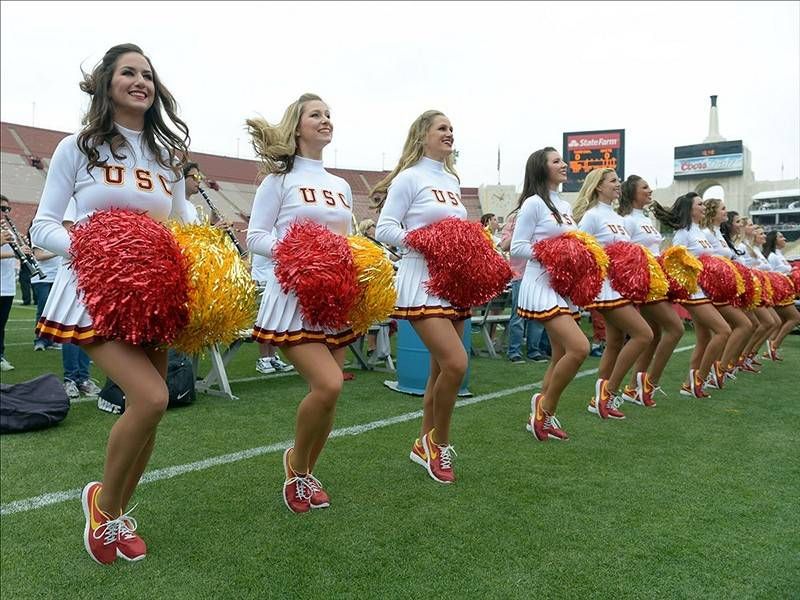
[574,169,653,419]
[510,147,590,440]
[246,93,355,512]
[373,110,466,483]
[618,175,684,406]
[30,43,194,565]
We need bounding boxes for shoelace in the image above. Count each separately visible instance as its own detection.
[437,444,457,470]
[117,505,139,541]
[93,516,123,547]
[544,414,563,431]
[285,475,313,500]
[307,474,323,495]
[653,386,667,398]
[608,394,624,410]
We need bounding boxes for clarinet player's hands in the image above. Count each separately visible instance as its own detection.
[0,227,13,245]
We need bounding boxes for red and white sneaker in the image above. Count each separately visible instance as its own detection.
[680,369,711,398]
[409,438,427,469]
[705,362,725,390]
[81,481,119,565]
[738,357,760,374]
[420,430,456,484]
[749,353,763,367]
[116,508,147,562]
[282,448,312,514]
[587,379,625,419]
[622,372,657,408]
[307,473,330,509]
[763,341,783,362]
[526,393,568,441]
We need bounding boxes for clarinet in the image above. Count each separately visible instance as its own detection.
[197,186,247,257]
[1,212,45,278]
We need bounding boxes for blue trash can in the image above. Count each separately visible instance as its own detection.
[384,319,471,396]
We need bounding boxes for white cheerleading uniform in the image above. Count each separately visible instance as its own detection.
[578,202,633,309]
[375,156,469,320]
[30,124,194,345]
[624,208,668,304]
[510,193,580,320]
[671,223,715,305]
[247,156,357,348]
[767,249,792,274]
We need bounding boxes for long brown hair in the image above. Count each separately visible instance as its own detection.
[77,43,189,179]
[617,175,644,217]
[514,147,562,224]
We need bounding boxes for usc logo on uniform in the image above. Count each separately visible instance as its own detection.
[641,224,659,235]
[101,165,173,196]
[432,189,461,206]
[299,187,351,208]
[559,213,575,226]
[607,223,629,236]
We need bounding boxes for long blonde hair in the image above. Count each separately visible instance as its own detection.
[572,168,615,223]
[370,110,459,209]
[701,198,723,229]
[246,93,322,176]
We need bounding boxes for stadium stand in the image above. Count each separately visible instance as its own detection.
[0,121,483,246]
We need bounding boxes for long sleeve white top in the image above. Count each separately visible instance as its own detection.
[374,157,466,250]
[578,202,631,246]
[701,226,734,258]
[767,249,792,274]
[30,124,195,258]
[246,156,353,258]
[623,208,663,256]
[510,193,577,260]
[671,223,716,258]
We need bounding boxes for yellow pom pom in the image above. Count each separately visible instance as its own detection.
[644,247,669,302]
[750,272,762,309]
[170,221,257,354]
[662,246,702,295]
[346,236,396,335]
[567,230,610,278]
[718,256,745,296]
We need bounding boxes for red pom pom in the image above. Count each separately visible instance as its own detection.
[70,209,190,345]
[790,268,800,298]
[697,255,739,304]
[274,220,359,328]
[754,270,774,306]
[766,271,795,305]
[533,233,605,307]
[731,262,756,309]
[605,241,650,302]
[405,217,513,308]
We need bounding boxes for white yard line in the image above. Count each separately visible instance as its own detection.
[0,345,696,516]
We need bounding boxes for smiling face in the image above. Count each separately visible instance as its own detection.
[596,171,621,202]
[422,115,454,161]
[714,202,728,225]
[109,52,154,127]
[634,179,652,209]
[776,232,786,249]
[730,214,743,235]
[296,99,333,154]
[691,197,705,223]
[546,151,568,187]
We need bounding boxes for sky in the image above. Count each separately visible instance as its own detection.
[1,1,799,191]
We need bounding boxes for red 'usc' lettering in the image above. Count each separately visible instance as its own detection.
[300,188,318,203]
[432,189,447,203]
[102,165,124,186]
[338,193,350,208]
[157,174,173,196]
[135,169,154,191]
[322,190,336,206]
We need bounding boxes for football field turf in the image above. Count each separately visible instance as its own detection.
[2,302,798,599]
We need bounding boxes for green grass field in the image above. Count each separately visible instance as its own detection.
[1,301,799,599]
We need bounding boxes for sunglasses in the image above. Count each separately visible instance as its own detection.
[189,173,205,182]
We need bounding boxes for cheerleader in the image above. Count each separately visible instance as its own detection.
[573,169,654,419]
[651,193,731,398]
[30,44,194,565]
[721,213,769,373]
[762,231,800,358]
[510,147,590,440]
[373,110,467,484]
[700,199,754,386]
[246,93,356,513]
[618,175,684,406]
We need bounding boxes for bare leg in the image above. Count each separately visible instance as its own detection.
[685,304,731,379]
[772,304,800,349]
[281,343,343,474]
[307,347,347,473]
[636,301,684,385]
[410,318,467,445]
[539,315,590,414]
[598,304,654,393]
[717,304,754,368]
[84,341,169,516]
